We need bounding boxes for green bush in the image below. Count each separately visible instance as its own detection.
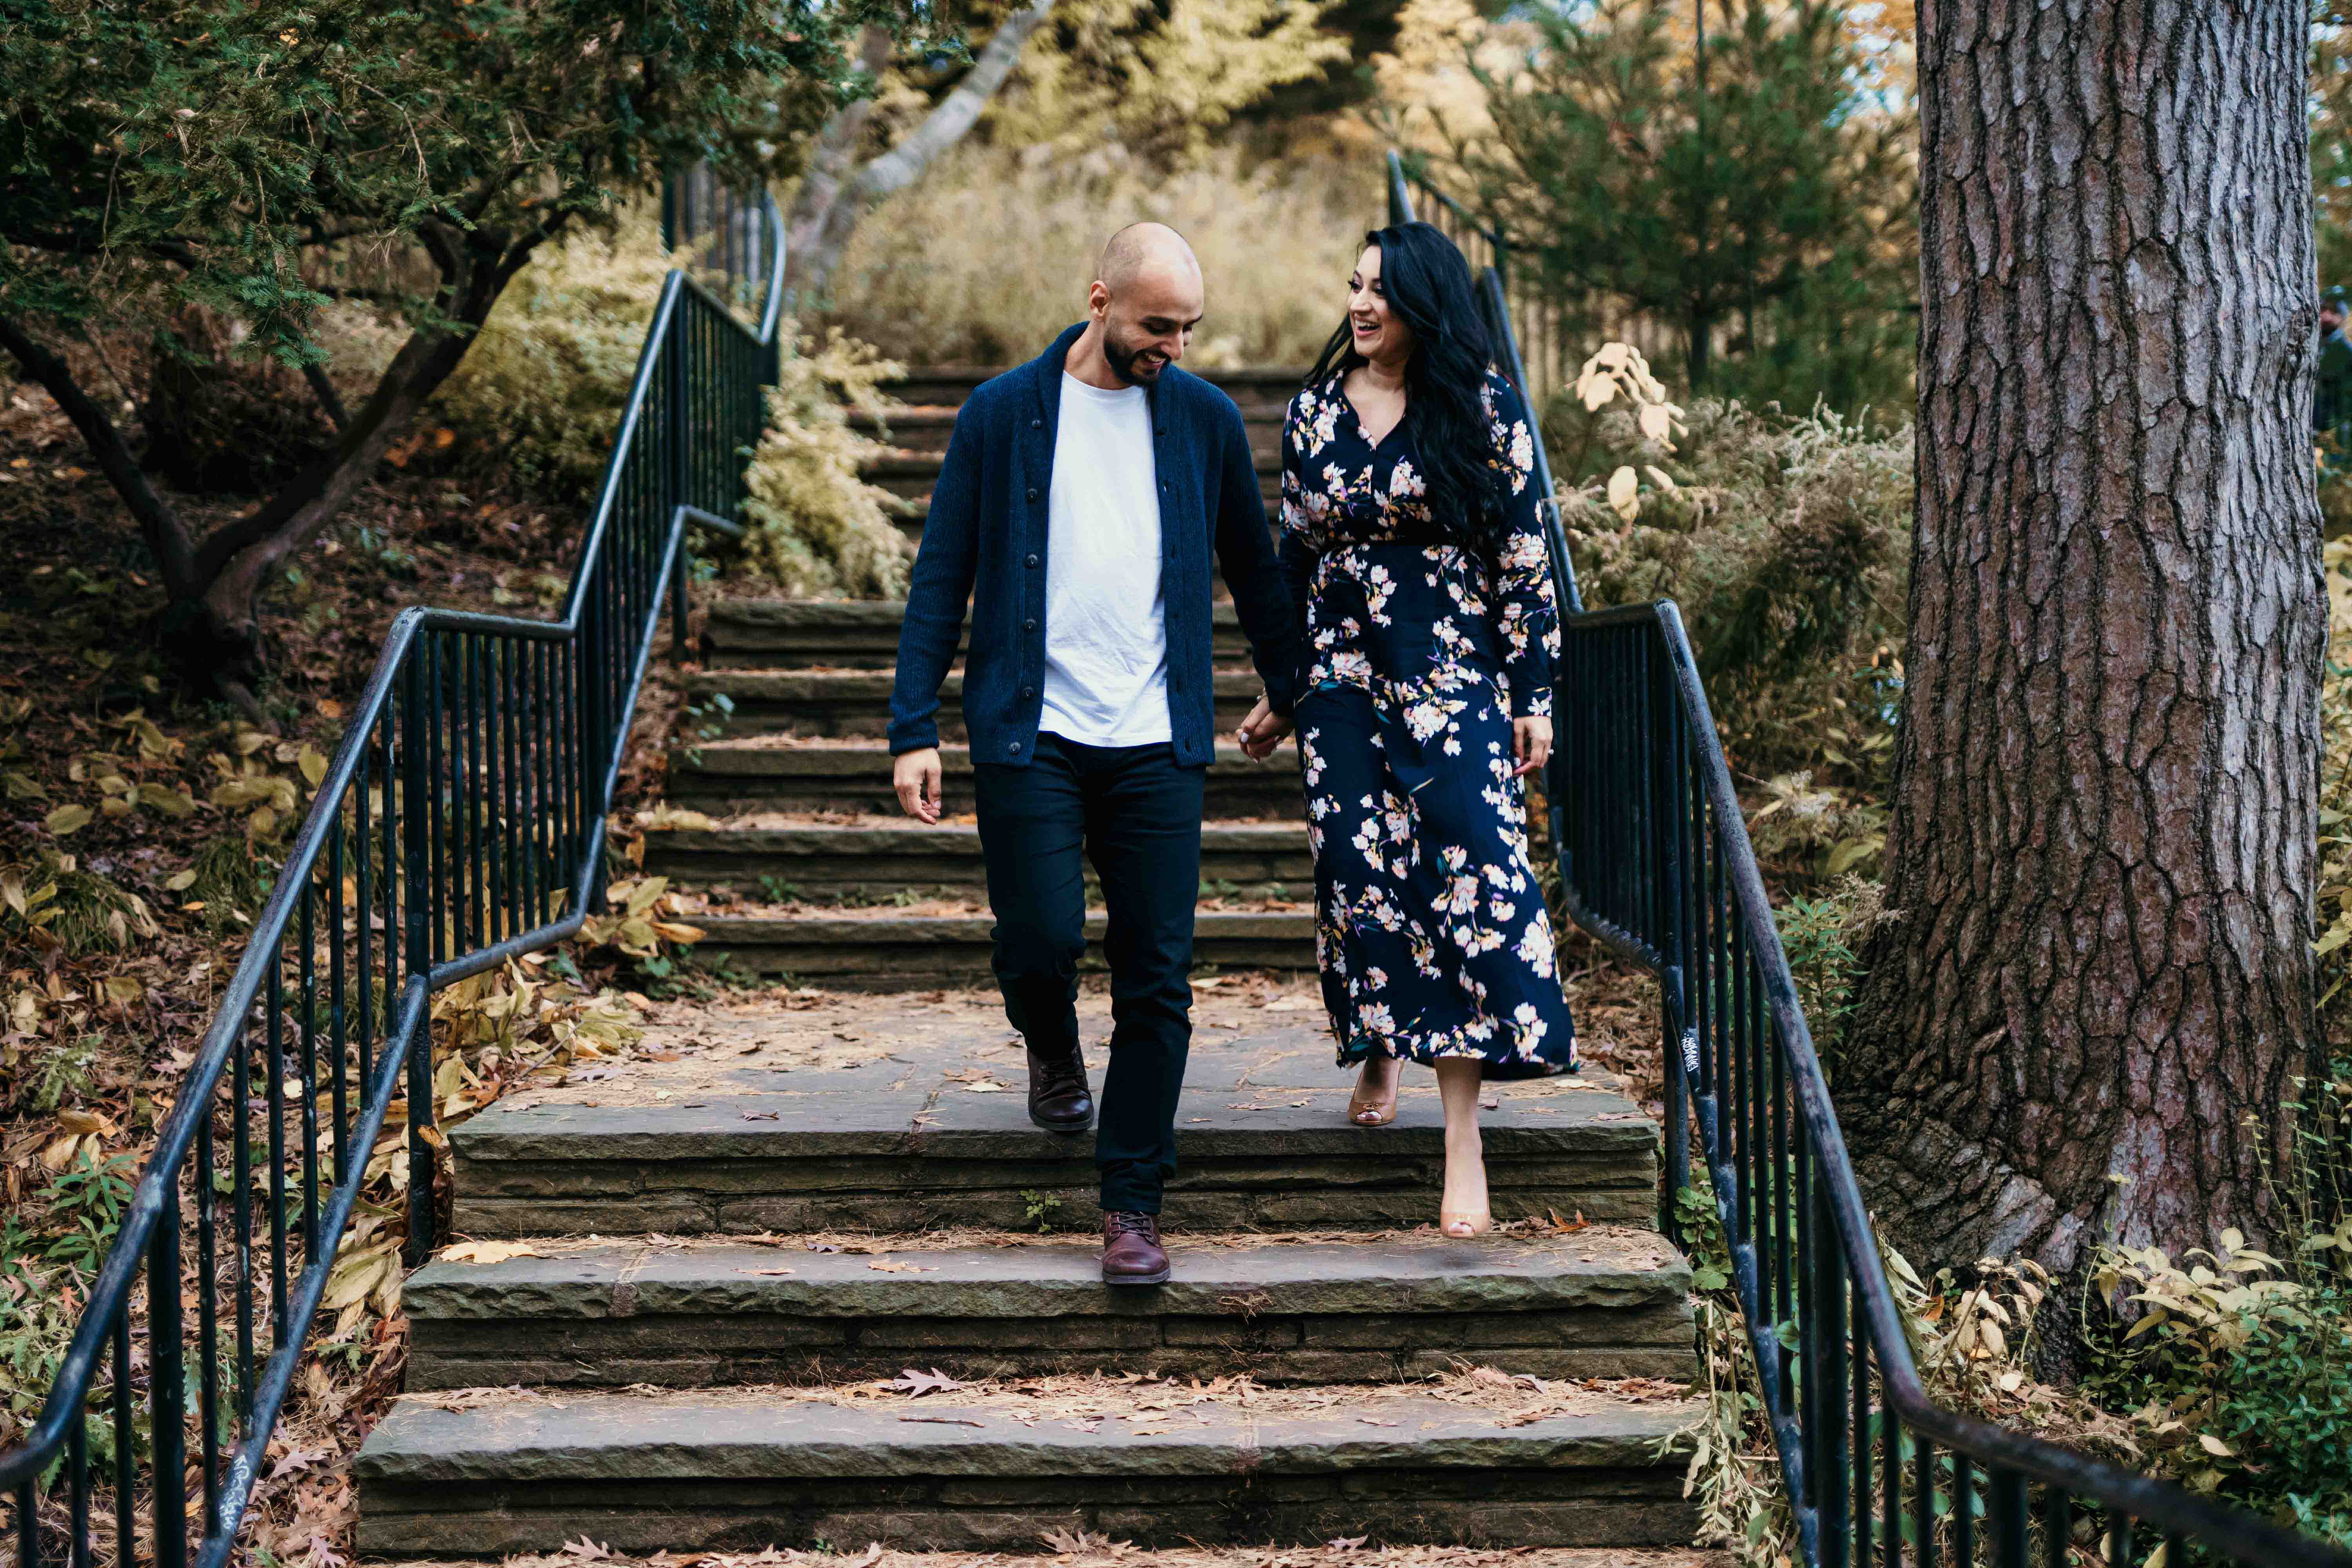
[1557,388,1913,793]
[430,220,675,500]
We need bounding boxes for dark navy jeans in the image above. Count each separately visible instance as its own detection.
[973,733,1203,1215]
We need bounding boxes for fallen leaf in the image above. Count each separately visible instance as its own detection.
[899,1414,984,1427]
[742,1109,780,1121]
[868,1259,937,1273]
[560,1536,613,1563]
[440,1241,544,1265]
[736,1267,797,1277]
[889,1367,965,1397]
[44,804,90,836]
[1328,1536,1370,1551]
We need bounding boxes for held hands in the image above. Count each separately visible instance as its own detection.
[1512,716,1553,779]
[1234,695,1294,760]
[894,747,944,824]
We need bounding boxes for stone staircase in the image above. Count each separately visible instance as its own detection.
[351,364,1707,1560]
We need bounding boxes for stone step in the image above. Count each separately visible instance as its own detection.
[881,365,1311,417]
[644,821,1311,898]
[682,668,1272,739]
[704,598,1255,668]
[448,1061,1659,1237]
[851,405,1290,457]
[404,1232,1697,1390]
[882,482,1283,550]
[688,907,1314,984]
[354,1385,1700,1556]
[864,449,1281,502]
[667,740,1301,817]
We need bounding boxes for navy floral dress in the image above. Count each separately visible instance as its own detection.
[1276,368,1577,1080]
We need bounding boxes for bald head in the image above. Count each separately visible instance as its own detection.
[1076,222,1205,387]
[1098,222,1201,297]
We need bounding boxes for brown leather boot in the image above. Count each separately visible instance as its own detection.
[1101,1211,1169,1286]
[1027,1042,1094,1133]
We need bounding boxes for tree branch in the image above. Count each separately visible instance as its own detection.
[851,2,1054,205]
[0,314,199,595]
[302,359,348,430]
[784,24,896,285]
[794,2,1055,298]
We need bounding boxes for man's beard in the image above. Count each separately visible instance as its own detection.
[1102,326,1167,385]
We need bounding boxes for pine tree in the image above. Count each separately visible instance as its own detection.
[1448,0,1913,406]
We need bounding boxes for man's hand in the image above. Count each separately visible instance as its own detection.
[1512,715,1553,778]
[894,747,944,823]
[1234,695,1294,761]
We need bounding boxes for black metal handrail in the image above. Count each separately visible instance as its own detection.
[1387,151,2352,1568]
[0,178,784,1568]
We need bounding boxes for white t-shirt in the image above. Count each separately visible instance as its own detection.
[1039,373,1170,747]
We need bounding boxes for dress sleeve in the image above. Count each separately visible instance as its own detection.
[1274,394,1316,693]
[1485,371,1558,720]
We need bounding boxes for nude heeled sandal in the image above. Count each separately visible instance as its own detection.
[1439,1210,1493,1238]
[1347,1060,1398,1127]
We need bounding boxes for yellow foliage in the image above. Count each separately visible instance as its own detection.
[985,0,1349,162]
[820,143,1374,369]
[737,326,914,600]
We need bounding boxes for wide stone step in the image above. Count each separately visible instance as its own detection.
[704,598,1254,668]
[682,668,1272,739]
[404,1232,1697,1390]
[882,482,1284,549]
[864,449,1281,502]
[881,365,1310,418]
[354,1386,1700,1556]
[688,907,1314,984]
[447,1056,1659,1236]
[851,405,1290,457]
[667,740,1301,817]
[644,821,1310,898]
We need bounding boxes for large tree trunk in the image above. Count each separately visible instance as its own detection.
[1840,0,2326,1286]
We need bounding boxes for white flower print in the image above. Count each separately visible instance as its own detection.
[1282,370,1576,1080]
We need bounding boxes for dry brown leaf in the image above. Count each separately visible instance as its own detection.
[440,1240,545,1264]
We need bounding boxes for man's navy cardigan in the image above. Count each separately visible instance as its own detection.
[887,323,1303,768]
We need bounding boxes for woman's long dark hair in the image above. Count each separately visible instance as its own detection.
[1306,222,1506,555]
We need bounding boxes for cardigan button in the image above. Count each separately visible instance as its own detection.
[1026,486,1039,501]
[1024,554,1039,568]
[1020,685,1035,699]
[1031,419,1042,430]
[1009,741,1023,755]
[1023,618,1037,632]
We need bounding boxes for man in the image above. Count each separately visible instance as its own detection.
[2319,289,2352,455]
[887,224,1303,1286]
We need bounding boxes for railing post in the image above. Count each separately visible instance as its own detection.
[399,654,436,1264]
[667,299,693,661]
[1656,632,1691,1239]
[149,1185,188,1568]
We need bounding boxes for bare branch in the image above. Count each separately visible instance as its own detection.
[785,25,896,281]
[302,359,348,431]
[854,3,1054,203]
[793,3,1056,298]
[0,314,199,595]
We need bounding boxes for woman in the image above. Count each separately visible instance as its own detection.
[1237,221,1578,1239]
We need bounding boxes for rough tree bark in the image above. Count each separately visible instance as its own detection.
[1840,0,2326,1285]
[783,3,1055,302]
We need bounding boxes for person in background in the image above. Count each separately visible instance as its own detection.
[2317,289,2352,457]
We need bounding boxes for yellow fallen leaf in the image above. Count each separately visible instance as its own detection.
[440,1240,545,1265]
[44,804,91,836]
